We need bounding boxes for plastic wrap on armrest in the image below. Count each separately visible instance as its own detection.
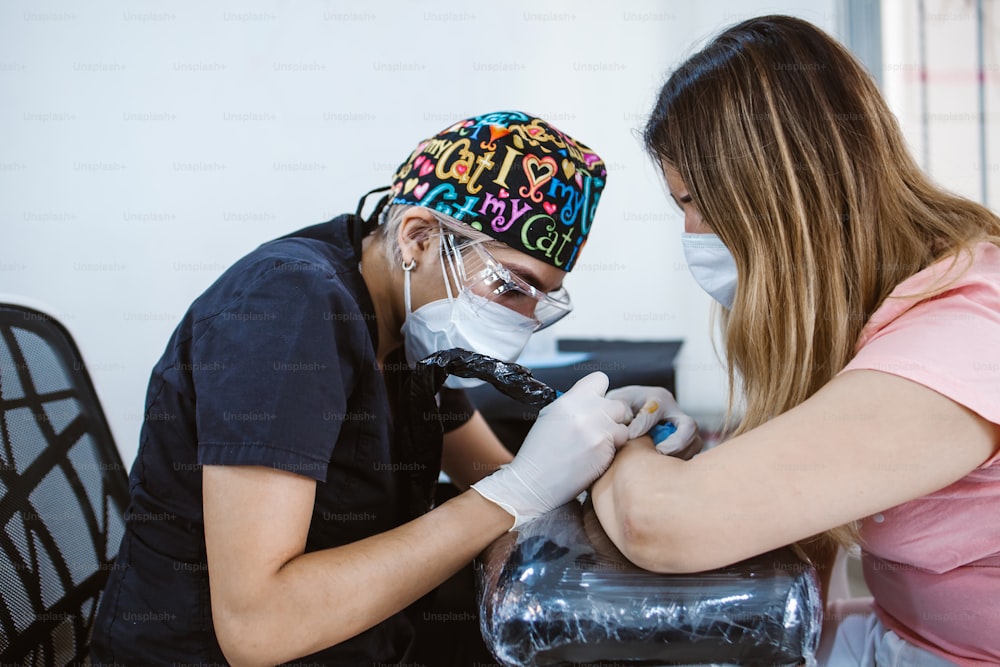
[476,502,821,667]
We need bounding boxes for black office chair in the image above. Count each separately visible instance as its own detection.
[0,303,129,665]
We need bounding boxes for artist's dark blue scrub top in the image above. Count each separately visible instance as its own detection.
[90,215,472,666]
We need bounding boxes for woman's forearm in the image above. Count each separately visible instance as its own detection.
[441,411,514,490]
[213,490,512,667]
[589,444,630,551]
[590,437,688,571]
[593,370,1000,577]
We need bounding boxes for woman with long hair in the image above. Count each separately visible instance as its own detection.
[592,16,1000,666]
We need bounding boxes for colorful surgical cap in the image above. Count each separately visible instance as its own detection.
[388,110,606,271]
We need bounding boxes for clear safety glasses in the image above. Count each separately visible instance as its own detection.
[434,216,573,331]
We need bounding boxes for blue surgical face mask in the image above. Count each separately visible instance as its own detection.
[680,233,738,309]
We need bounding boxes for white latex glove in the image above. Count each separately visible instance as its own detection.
[605,385,702,458]
[471,372,630,530]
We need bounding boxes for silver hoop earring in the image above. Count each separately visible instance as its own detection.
[401,258,416,271]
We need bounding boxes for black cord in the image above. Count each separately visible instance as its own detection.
[351,186,392,255]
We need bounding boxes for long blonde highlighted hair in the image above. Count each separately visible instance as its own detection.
[644,15,1000,547]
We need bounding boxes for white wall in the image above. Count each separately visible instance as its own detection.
[1,0,839,466]
[882,0,1000,206]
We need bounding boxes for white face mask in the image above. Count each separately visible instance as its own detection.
[681,233,738,309]
[400,259,536,389]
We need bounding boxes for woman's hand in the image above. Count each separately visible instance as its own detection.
[606,385,702,457]
[472,372,630,529]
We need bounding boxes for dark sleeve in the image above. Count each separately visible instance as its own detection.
[191,261,371,482]
[439,387,475,433]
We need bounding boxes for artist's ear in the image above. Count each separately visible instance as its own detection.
[397,208,439,265]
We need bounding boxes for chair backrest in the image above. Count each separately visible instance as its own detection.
[0,304,129,665]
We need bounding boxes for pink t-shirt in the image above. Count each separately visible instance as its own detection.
[838,242,1000,666]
